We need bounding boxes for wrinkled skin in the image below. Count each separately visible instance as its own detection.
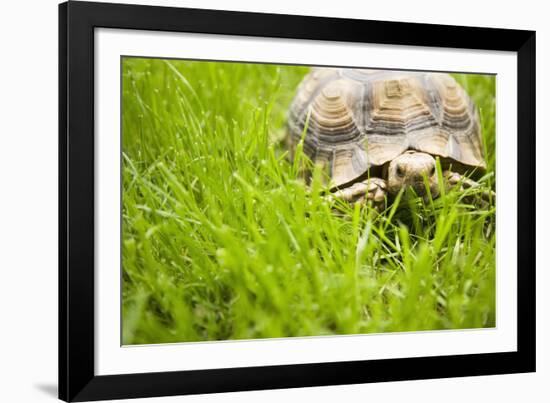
[385,151,439,198]
[333,150,492,212]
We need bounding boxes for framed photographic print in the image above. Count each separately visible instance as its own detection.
[59,1,536,401]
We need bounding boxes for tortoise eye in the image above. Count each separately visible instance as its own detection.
[396,165,405,177]
[429,166,436,176]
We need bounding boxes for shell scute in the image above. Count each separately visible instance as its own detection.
[288,69,486,188]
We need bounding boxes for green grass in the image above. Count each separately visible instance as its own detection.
[121,58,496,344]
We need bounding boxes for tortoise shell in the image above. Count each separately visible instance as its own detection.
[287,68,486,189]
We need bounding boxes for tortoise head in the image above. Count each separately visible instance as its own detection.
[385,150,439,199]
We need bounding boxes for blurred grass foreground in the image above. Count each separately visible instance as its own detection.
[121,58,496,344]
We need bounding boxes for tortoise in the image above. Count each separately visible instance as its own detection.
[287,68,491,210]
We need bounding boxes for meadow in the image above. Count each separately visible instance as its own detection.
[121,58,496,344]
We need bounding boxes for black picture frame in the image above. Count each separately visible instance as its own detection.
[59,1,536,401]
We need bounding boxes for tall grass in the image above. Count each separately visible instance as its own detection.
[121,58,496,344]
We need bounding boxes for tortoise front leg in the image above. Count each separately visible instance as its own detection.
[332,177,387,212]
[444,171,495,204]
